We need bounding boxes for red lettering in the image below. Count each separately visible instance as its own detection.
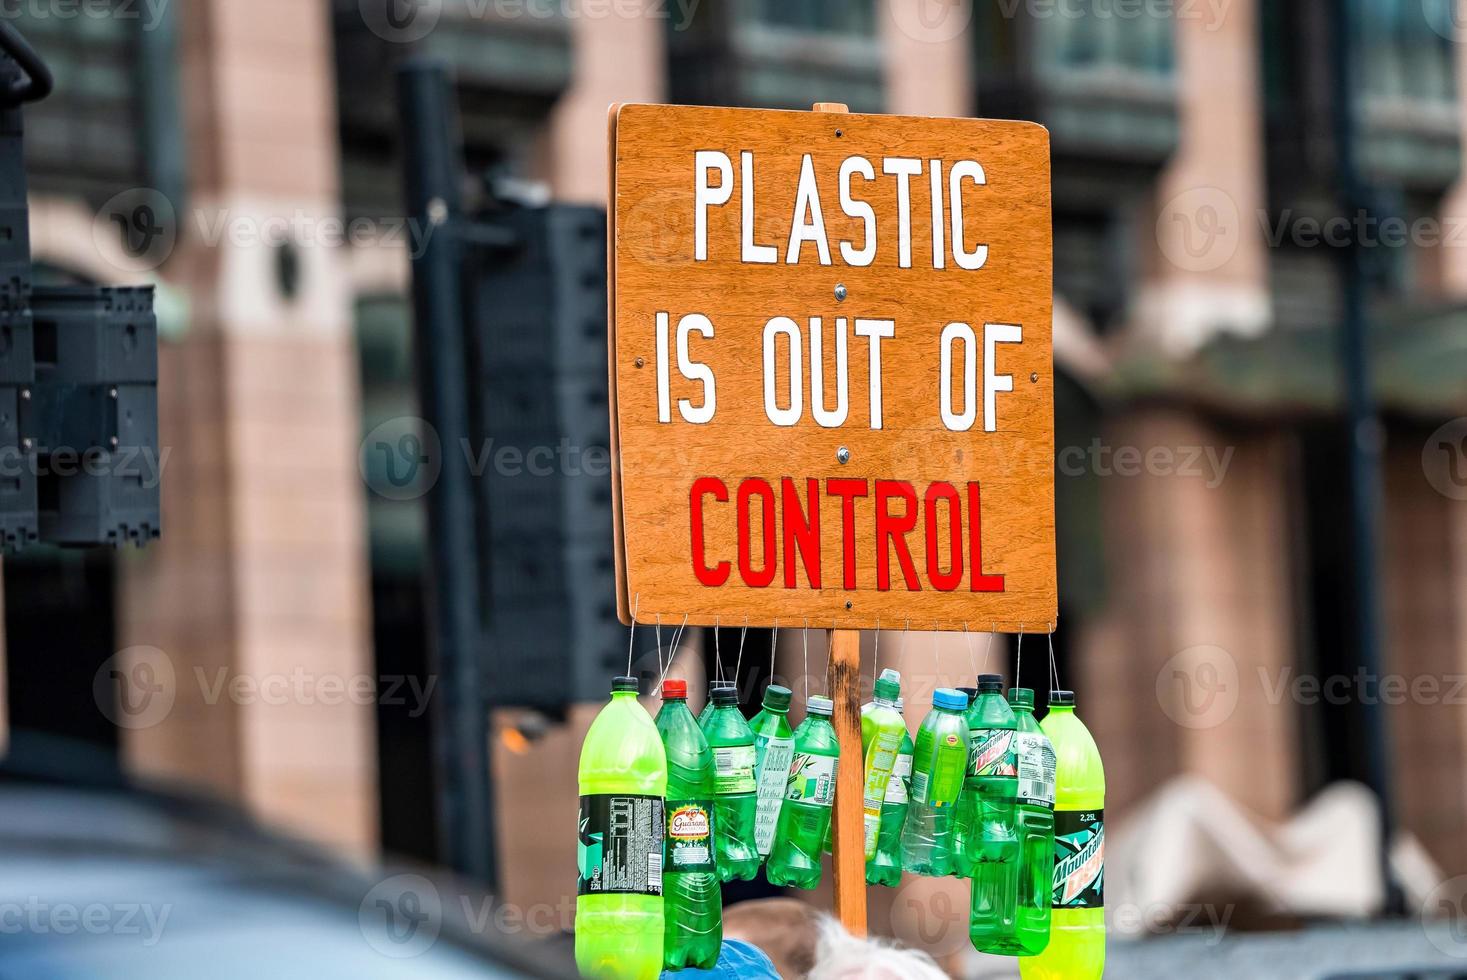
[737,478,777,587]
[924,482,963,592]
[782,477,821,589]
[826,478,868,590]
[875,480,921,592]
[967,481,1005,592]
[690,477,730,586]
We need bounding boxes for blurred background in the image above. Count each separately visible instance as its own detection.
[2,0,1467,976]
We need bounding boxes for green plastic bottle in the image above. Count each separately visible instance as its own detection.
[701,685,761,881]
[951,685,981,878]
[699,681,736,725]
[576,676,667,980]
[1007,687,1056,955]
[654,679,722,970]
[866,696,913,887]
[749,684,796,860]
[765,695,840,889]
[859,669,908,860]
[967,674,1024,954]
[1022,690,1105,980]
[899,688,970,876]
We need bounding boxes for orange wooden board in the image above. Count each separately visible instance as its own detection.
[608,103,1056,631]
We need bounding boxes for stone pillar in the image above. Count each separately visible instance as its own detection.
[1138,0,1270,356]
[115,0,376,855]
[539,0,666,205]
[1079,410,1297,823]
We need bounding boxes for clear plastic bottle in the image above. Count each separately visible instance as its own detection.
[654,679,722,970]
[765,695,840,889]
[866,697,913,887]
[899,688,970,876]
[701,685,761,881]
[576,676,667,980]
[749,684,795,860]
[951,685,981,878]
[1022,690,1105,979]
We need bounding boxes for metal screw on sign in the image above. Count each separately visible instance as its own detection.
[837,446,851,465]
[834,283,847,302]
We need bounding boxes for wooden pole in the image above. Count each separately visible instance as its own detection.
[810,100,867,937]
[826,626,867,935]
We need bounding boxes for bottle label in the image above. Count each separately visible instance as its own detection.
[713,744,757,794]
[912,730,966,807]
[577,793,664,897]
[883,751,912,805]
[968,728,1018,778]
[753,734,795,855]
[861,730,903,810]
[1053,809,1105,908]
[666,800,716,872]
[1014,732,1057,807]
[785,752,838,807]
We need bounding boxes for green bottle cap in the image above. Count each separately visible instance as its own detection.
[612,676,640,693]
[761,684,792,712]
[1049,689,1075,707]
[977,673,1005,694]
[874,668,901,701]
[1007,687,1035,709]
[806,695,834,716]
[710,684,739,706]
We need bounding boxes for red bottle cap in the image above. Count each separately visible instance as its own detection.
[662,679,688,699]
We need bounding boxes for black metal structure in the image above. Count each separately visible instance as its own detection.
[398,61,499,889]
[1327,0,1401,916]
[0,24,158,552]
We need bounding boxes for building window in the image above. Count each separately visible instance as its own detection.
[1360,0,1455,105]
[1033,2,1175,80]
[750,0,874,36]
[10,4,153,202]
[668,0,883,113]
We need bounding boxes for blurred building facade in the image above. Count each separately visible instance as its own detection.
[0,0,1463,927]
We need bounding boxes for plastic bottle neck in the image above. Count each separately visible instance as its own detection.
[872,695,896,709]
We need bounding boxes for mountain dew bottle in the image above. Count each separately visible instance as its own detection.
[576,676,666,980]
[765,696,839,889]
[1022,690,1105,980]
[866,697,912,887]
[701,685,761,881]
[654,679,721,970]
[1008,687,1056,955]
[951,686,981,878]
[749,685,796,859]
[899,688,970,876]
[967,674,1023,954]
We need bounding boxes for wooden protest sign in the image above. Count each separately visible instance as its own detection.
[607,103,1056,634]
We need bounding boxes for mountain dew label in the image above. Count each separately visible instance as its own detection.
[753,734,795,855]
[785,752,837,806]
[577,794,664,897]
[968,728,1017,778]
[1014,731,1056,807]
[666,801,716,872]
[1052,809,1105,907]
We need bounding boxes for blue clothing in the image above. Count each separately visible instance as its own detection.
[661,939,781,979]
